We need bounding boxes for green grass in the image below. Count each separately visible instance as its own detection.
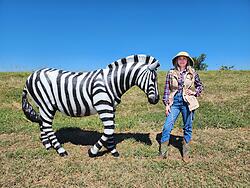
[0,71,249,187]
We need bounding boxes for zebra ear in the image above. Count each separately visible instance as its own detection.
[148,61,160,71]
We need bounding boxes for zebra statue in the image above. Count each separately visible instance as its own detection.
[22,54,160,157]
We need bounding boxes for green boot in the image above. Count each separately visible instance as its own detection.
[182,140,190,163]
[159,141,169,159]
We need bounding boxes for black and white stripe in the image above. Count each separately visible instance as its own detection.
[22,54,160,157]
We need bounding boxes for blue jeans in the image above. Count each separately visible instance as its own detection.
[161,92,194,144]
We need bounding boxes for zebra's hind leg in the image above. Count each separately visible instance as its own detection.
[39,110,68,157]
[42,120,68,157]
[39,122,52,150]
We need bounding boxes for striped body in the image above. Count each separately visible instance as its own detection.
[22,54,160,157]
[26,69,102,118]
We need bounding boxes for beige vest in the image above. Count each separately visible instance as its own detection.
[168,66,199,111]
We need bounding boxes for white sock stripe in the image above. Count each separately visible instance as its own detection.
[98,141,103,146]
[51,139,58,144]
[45,143,52,148]
[57,147,66,154]
[93,145,99,151]
[103,121,114,126]
[94,105,113,111]
[99,113,114,119]
[50,135,56,140]
[104,129,114,135]
[101,135,108,141]
[54,142,60,148]
[43,128,53,132]
[91,146,98,154]
[42,122,53,127]
[47,132,55,136]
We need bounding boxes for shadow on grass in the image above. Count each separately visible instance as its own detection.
[55,127,152,147]
[156,133,184,157]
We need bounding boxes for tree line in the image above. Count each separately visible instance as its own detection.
[192,54,234,71]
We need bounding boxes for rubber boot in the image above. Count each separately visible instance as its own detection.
[182,140,190,163]
[159,141,169,159]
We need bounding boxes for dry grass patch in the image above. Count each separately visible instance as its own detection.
[0,128,249,187]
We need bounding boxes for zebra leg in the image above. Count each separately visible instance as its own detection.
[42,120,68,156]
[88,110,119,157]
[88,127,119,158]
[89,79,119,157]
[39,122,52,150]
[88,134,107,158]
[105,132,119,157]
[39,110,68,157]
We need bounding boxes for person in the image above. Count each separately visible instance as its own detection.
[159,51,203,162]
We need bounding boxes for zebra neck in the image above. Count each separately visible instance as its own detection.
[104,62,145,104]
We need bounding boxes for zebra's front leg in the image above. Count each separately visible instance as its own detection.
[105,130,119,157]
[88,110,119,157]
[89,78,119,157]
[88,125,119,158]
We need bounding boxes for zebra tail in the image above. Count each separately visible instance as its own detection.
[22,88,42,124]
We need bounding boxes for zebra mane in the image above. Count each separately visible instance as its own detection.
[106,54,157,69]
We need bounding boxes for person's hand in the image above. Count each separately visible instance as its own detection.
[186,89,196,96]
[165,105,171,116]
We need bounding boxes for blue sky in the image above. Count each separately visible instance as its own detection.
[0,0,249,72]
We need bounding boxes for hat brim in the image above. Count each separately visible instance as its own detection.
[172,55,194,67]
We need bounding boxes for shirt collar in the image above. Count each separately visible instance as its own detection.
[177,67,187,74]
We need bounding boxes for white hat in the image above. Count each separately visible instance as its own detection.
[172,51,194,66]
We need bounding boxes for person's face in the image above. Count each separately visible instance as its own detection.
[177,56,188,68]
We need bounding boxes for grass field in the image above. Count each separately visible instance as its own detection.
[0,70,249,187]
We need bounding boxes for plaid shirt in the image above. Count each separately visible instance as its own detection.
[162,69,203,105]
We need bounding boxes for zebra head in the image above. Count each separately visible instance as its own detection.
[136,57,160,105]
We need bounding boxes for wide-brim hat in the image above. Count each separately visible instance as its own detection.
[172,51,194,67]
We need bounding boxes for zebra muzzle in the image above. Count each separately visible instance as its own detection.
[148,95,159,104]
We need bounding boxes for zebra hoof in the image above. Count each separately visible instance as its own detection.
[59,151,68,157]
[111,151,120,158]
[88,148,98,158]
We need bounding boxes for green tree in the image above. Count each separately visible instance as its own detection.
[192,53,208,71]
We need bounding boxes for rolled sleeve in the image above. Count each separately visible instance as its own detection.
[194,72,203,97]
[162,72,171,105]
